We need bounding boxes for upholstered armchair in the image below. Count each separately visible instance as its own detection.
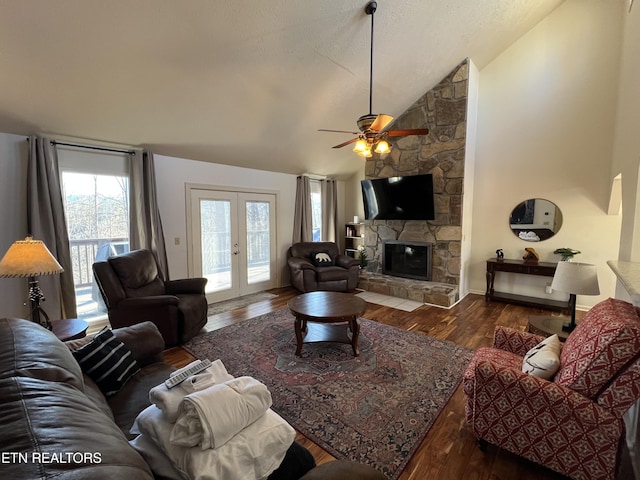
[287,242,359,293]
[463,298,640,480]
[93,249,208,346]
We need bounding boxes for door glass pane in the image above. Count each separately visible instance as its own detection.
[246,201,270,284]
[200,199,231,292]
[61,172,129,321]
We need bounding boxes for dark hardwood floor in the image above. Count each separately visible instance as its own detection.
[164,287,577,480]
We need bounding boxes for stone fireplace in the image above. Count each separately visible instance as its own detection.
[357,59,470,307]
[363,59,468,288]
[383,241,432,281]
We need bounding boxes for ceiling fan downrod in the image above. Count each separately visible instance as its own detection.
[365,1,377,117]
[357,1,378,132]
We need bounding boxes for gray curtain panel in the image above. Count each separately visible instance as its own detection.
[128,150,169,280]
[26,136,78,319]
[321,178,338,242]
[292,175,313,243]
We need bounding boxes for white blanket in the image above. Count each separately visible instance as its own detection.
[149,359,233,423]
[131,405,294,480]
[129,434,184,480]
[170,376,272,450]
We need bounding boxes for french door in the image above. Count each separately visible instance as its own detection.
[188,187,277,303]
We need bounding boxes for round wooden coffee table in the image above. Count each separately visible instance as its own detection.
[288,291,367,357]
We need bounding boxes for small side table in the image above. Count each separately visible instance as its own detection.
[51,318,89,341]
[527,315,571,341]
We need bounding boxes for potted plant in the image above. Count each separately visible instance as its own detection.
[358,246,369,270]
[553,248,581,261]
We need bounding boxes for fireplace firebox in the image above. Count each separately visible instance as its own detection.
[383,241,432,281]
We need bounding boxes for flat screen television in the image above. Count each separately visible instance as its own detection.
[361,174,435,220]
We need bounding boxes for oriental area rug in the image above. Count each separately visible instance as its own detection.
[183,308,473,480]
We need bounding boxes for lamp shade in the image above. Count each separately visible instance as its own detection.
[551,261,600,295]
[0,237,64,277]
[353,139,368,153]
[374,140,390,154]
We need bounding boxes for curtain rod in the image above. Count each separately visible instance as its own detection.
[50,140,136,155]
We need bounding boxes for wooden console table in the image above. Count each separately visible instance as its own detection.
[485,258,568,312]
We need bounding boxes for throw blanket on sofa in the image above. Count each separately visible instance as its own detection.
[170,376,272,450]
[149,359,233,423]
[132,405,294,480]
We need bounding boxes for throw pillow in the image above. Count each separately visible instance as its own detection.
[522,334,561,380]
[73,328,140,397]
[311,251,334,267]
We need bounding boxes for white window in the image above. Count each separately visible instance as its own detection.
[58,146,130,322]
[310,179,322,242]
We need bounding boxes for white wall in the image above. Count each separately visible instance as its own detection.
[345,167,365,230]
[460,60,480,298]
[612,0,640,266]
[154,154,301,286]
[611,2,640,467]
[469,0,624,309]
[0,133,30,318]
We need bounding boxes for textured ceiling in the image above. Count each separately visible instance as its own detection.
[0,0,563,179]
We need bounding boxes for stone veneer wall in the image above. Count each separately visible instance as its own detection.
[364,59,469,286]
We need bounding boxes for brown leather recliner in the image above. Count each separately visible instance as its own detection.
[287,242,360,293]
[93,249,207,346]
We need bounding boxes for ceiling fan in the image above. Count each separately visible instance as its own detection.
[319,1,429,158]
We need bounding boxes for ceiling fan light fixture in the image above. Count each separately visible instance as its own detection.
[358,148,372,158]
[374,140,390,154]
[353,139,369,153]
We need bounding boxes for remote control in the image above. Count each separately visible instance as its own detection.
[164,359,212,389]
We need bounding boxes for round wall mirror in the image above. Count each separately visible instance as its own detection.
[509,198,563,242]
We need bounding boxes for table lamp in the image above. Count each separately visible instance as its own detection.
[0,237,64,330]
[550,261,600,332]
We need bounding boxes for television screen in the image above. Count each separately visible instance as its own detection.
[361,174,435,220]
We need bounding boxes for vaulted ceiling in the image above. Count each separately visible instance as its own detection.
[0,0,564,179]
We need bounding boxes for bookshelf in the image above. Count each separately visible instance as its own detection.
[345,223,365,258]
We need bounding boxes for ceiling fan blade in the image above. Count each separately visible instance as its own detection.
[332,137,359,149]
[385,128,430,137]
[369,114,394,132]
[319,129,360,135]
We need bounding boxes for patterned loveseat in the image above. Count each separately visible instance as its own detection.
[462,298,640,480]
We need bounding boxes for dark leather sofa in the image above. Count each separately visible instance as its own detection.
[93,249,208,346]
[287,242,360,293]
[0,318,321,480]
[0,318,172,479]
